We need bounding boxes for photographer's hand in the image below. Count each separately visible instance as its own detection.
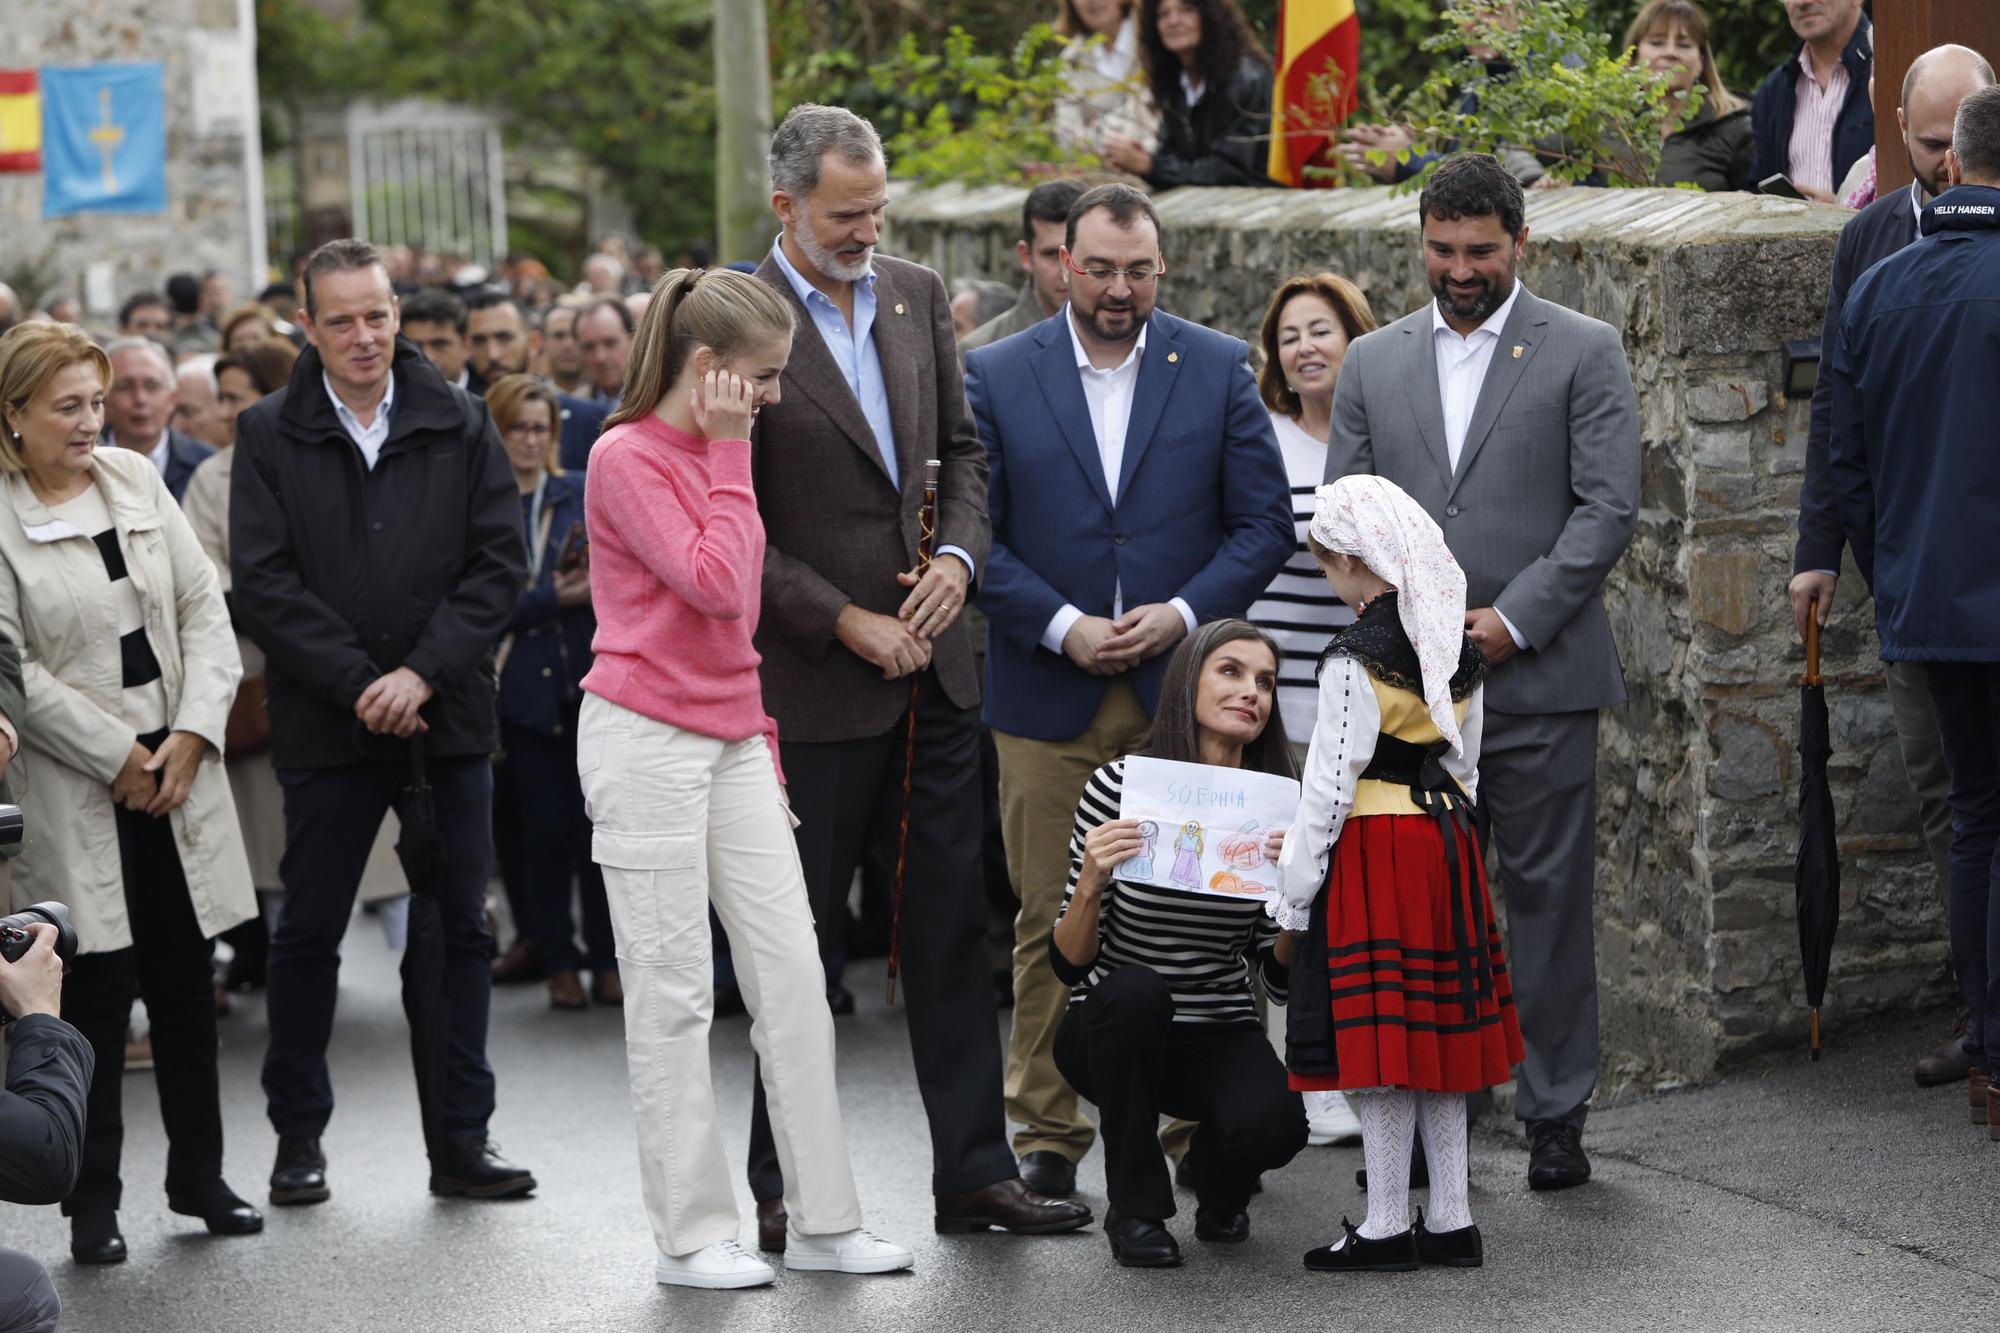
[0,923,63,1021]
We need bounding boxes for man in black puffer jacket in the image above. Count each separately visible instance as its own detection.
[231,239,531,1211]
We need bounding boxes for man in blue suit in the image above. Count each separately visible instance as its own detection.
[464,291,606,472]
[965,183,1293,1201]
[103,337,214,504]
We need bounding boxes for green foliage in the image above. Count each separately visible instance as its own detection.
[781,24,1098,188]
[1384,0,1693,188]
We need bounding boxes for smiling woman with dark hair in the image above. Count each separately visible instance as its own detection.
[1048,618,1308,1269]
[1099,0,1277,188]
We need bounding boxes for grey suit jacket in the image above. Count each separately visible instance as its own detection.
[750,251,991,744]
[1324,286,1639,716]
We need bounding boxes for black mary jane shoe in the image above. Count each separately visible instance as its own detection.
[1193,1207,1250,1243]
[1303,1218,1419,1273]
[70,1213,128,1266]
[1413,1207,1482,1268]
[168,1181,265,1235]
[1104,1208,1182,1268]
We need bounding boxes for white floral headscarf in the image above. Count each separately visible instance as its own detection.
[1309,476,1471,754]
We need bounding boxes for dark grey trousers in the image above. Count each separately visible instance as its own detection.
[0,1249,58,1333]
[1479,708,1601,1124]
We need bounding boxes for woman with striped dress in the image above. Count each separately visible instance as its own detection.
[1050,618,1308,1269]
[1246,271,1379,1147]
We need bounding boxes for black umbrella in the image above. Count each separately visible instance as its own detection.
[395,734,452,1153]
[1796,616,1840,1061]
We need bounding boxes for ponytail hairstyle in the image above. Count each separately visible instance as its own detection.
[604,267,798,429]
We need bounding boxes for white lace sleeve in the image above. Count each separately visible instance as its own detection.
[1271,653,1379,931]
[1442,684,1483,805]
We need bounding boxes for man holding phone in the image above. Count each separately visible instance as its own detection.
[1750,0,1874,203]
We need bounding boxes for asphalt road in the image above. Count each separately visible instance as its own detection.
[10,918,1994,1332]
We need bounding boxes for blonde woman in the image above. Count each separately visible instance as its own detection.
[579,268,911,1289]
[0,322,260,1265]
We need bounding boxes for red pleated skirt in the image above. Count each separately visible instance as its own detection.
[1290,813,1524,1094]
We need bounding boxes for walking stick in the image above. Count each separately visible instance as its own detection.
[887,459,942,1005]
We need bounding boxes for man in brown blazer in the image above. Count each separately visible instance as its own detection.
[742,104,1092,1248]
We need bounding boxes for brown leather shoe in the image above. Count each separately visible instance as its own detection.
[1971,1068,1990,1125]
[493,938,544,985]
[756,1197,787,1253]
[591,970,624,1007]
[1916,1011,1975,1087]
[547,971,588,1010]
[934,1177,1093,1235]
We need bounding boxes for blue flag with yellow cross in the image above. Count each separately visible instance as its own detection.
[41,62,167,218]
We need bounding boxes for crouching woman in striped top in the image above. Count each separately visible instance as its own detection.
[0,322,260,1265]
[1050,618,1309,1270]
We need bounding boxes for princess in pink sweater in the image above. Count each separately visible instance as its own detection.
[576,267,911,1289]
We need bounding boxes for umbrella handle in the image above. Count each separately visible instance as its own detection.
[1805,613,1822,687]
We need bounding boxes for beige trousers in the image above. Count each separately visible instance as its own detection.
[578,694,862,1257]
[996,678,1151,1161]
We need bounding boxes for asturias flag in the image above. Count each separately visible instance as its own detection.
[41,62,168,218]
[0,70,38,173]
[1268,0,1362,188]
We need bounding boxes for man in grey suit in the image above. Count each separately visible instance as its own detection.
[1324,153,1640,1190]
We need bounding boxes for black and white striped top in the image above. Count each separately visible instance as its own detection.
[1245,412,1354,747]
[1051,759,1288,1027]
[52,487,170,748]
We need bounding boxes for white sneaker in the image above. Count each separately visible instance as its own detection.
[655,1240,777,1289]
[782,1226,915,1275]
[1305,1090,1364,1146]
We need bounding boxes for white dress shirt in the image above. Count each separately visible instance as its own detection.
[324,370,396,471]
[1040,308,1196,655]
[1431,281,1528,649]
[144,429,172,478]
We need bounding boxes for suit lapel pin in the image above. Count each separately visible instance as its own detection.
[1511,344,1524,359]
[1167,351,1179,363]
[894,303,905,315]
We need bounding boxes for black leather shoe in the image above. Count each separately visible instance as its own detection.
[1018,1150,1076,1199]
[1527,1119,1591,1191]
[429,1138,537,1199]
[825,982,856,1016]
[1193,1207,1249,1243]
[934,1178,1092,1234]
[270,1135,329,1206]
[1303,1218,1418,1272]
[1915,1011,1975,1087]
[70,1213,127,1265]
[1413,1207,1482,1267]
[756,1197,787,1254]
[168,1181,264,1235]
[1104,1208,1181,1268]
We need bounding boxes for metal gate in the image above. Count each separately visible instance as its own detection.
[346,100,507,265]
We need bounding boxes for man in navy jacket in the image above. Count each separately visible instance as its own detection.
[966,184,1292,1199]
[1791,44,1996,1087]
[1750,0,1872,201]
[1829,86,2000,1116]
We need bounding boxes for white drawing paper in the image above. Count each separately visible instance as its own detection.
[1116,756,1301,901]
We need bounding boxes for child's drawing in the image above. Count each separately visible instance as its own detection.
[1126,820,1159,881]
[1168,821,1205,888]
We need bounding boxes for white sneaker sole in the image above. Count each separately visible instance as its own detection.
[783,1250,915,1275]
[1307,1128,1364,1147]
[654,1263,776,1290]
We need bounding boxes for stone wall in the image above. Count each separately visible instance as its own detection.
[0,0,258,318]
[886,183,1950,1092]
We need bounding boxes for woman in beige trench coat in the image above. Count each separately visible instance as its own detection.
[0,324,262,1265]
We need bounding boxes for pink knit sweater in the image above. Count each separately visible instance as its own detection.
[581,415,781,772]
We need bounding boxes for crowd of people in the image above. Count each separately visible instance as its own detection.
[0,2,1995,1323]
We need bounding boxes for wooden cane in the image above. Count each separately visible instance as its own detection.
[887,459,942,1005]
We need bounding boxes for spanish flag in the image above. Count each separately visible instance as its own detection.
[1268,0,1361,188]
[0,70,38,173]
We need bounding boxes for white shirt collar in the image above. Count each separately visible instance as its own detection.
[1065,305,1147,375]
[1431,279,1522,345]
[1910,178,1926,224]
[145,429,172,476]
[1090,17,1138,79]
[1180,69,1206,107]
[451,367,469,390]
[770,234,876,310]
[323,368,396,436]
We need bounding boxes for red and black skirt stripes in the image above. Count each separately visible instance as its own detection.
[1289,813,1523,1094]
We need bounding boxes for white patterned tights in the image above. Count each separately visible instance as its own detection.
[1351,1088,1474,1239]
